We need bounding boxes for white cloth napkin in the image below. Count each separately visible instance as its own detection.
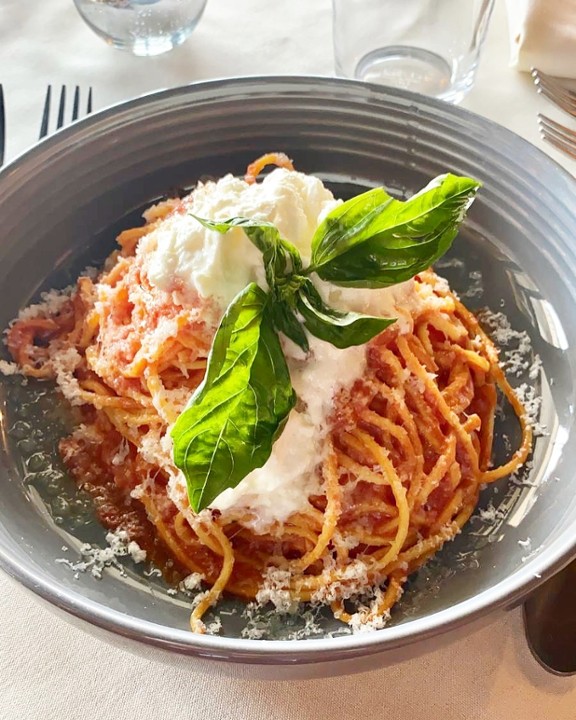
[506,0,576,76]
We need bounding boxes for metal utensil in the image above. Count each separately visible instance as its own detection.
[39,84,93,140]
[531,68,576,118]
[537,113,576,159]
[523,558,576,675]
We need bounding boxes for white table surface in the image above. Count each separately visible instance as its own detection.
[1,1,576,717]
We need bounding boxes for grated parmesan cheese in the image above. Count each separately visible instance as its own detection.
[476,500,508,523]
[50,346,84,406]
[514,383,545,434]
[255,569,297,613]
[349,612,389,634]
[477,308,545,436]
[461,269,483,299]
[55,529,146,580]
[14,287,73,321]
[479,310,541,378]
[111,438,130,466]
[240,601,325,640]
[180,572,204,592]
[0,359,21,376]
[205,617,222,635]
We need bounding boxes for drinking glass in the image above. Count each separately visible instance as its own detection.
[73,0,208,57]
[332,0,494,103]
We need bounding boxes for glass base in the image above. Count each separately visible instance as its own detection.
[350,46,471,104]
[73,0,206,58]
[109,32,190,56]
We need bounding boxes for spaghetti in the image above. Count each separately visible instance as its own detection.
[4,160,532,634]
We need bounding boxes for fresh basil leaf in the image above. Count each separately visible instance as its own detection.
[297,280,395,349]
[171,282,296,512]
[191,215,303,290]
[191,214,310,349]
[310,187,394,269]
[309,174,480,288]
[269,301,310,353]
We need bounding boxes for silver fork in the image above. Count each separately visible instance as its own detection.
[39,85,93,140]
[537,114,576,160]
[531,68,576,118]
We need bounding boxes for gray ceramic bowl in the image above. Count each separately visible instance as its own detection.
[1,77,575,678]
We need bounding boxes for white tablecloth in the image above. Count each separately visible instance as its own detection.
[1,1,576,717]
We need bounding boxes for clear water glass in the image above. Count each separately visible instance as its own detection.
[333,0,494,104]
[73,0,208,57]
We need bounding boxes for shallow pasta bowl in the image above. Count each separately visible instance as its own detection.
[0,77,575,678]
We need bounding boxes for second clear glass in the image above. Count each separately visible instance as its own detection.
[332,0,495,103]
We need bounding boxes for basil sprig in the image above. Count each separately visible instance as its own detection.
[308,174,480,287]
[171,283,296,511]
[172,173,480,511]
[296,280,395,349]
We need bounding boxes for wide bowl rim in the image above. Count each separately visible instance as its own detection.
[1,75,576,664]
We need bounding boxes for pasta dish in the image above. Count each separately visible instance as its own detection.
[3,155,532,634]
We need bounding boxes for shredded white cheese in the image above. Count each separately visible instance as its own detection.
[0,359,20,376]
[180,572,204,592]
[50,346,84,406]
[15,287,72,321]
[55,529,146,579]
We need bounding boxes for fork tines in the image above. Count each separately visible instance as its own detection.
[537,114,576,160]
[531,68,576,118]
[39,85,94,140]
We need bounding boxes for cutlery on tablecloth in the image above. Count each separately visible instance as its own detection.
[39,85,93,140]
[531,68,576,118]
[523,559,576,676]
[537,113,576,159]
[531,69,576,160]
[525,69,576,673]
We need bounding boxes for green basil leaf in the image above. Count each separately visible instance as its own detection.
[191,215,303,290]
[310,187,394,269]
[297,280,395,349]
[171,282,296,512]
[269,301,310,353]
[191,214,310,349]
[309,174,480,288]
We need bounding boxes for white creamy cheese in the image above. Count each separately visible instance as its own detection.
[315,276,416,335]
[145,169,422,532]
[210,334,367,530]
[145,168,340,313]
